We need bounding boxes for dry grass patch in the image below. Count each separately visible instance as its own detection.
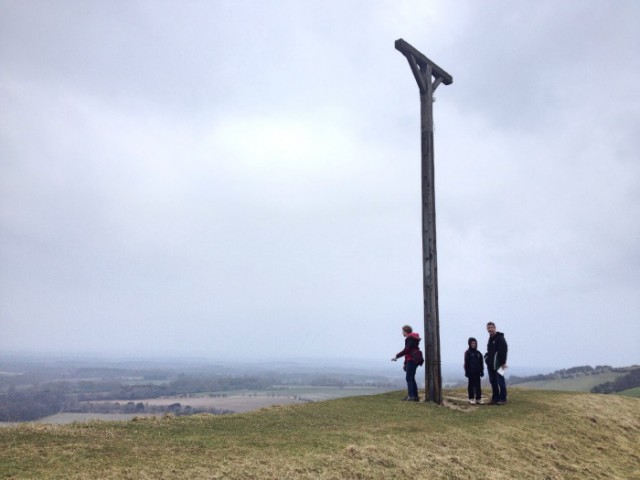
[1,389,638,479]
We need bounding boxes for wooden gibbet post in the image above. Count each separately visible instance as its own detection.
[395,39,452,404]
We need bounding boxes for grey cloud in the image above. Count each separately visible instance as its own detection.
[1,0,638,368]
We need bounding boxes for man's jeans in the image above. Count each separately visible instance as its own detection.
[488,368,507,402]
[405,361,418,398]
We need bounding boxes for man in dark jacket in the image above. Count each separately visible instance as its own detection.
[464,337,484,404]
[485,322,508,405]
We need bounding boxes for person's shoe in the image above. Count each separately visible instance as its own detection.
[488,400,499,405]
[469,399,476,405]
[402,396,412,401]
[411,396,420,402]
[496,401,505,405]
[477,399,484,405]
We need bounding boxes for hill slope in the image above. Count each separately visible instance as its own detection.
[1,388,638,479]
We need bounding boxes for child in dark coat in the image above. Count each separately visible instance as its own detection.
[464,337,484,404]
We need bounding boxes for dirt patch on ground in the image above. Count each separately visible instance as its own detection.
[442,394,482,412]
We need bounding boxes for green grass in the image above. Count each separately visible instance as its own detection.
[1,388,639,479]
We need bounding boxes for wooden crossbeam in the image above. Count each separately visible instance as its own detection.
[395,39,453,85]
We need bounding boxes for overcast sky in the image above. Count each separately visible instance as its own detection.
[1,0,639,371]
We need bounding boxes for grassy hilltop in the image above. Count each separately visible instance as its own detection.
[1,389,638,480]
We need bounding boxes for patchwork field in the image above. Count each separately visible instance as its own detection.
[1,386,394,426]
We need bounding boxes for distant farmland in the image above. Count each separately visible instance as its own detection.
[2,386,392,425]
[85,386,392,412]
[514,371,625,392]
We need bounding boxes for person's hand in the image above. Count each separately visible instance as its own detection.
[501,364,508,369]
[391,357,397,362]
[481,373,484,377]
[464,373,468,378]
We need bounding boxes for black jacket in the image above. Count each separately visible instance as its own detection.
[464,349,484,377]
[395,333,421,362]
[485,332,508,371]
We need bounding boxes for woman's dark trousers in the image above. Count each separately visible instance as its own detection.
[405,361,418,399]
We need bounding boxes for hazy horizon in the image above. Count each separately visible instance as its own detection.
[1,1,639,369]
[1,349,629,378]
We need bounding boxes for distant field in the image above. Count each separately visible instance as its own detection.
[0,386,394,426]
[87,386,392,413]
[513,372,624,392]
[619,387,640,398]
[86,393,304,414]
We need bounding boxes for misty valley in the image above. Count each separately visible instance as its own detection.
[0,355,405,423]
[3,354,638,425]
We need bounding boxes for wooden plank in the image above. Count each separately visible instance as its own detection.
[406,54,426,93]
[395,39,453,85]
